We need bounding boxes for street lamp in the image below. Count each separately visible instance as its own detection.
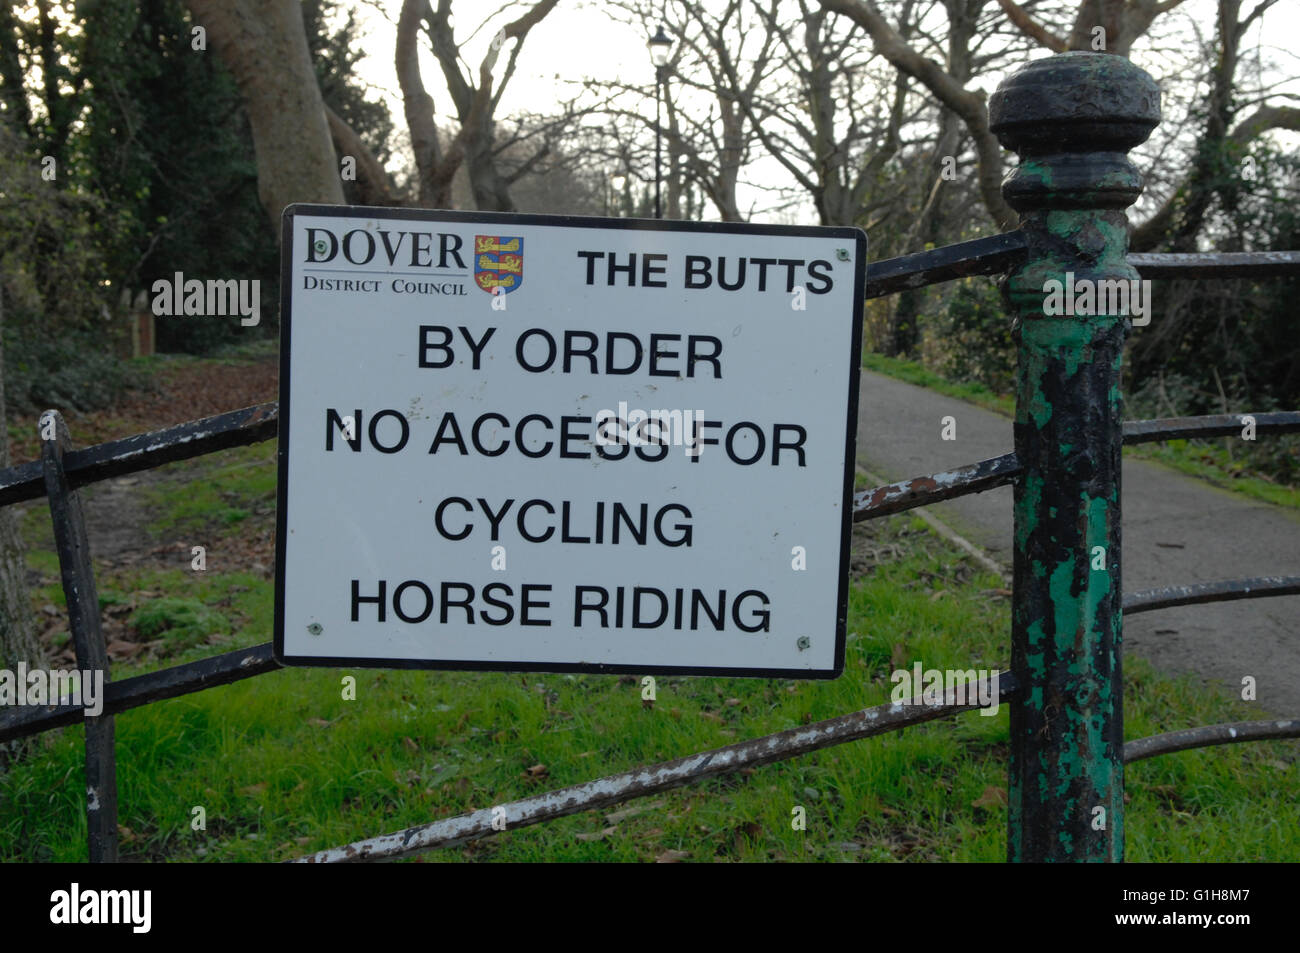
[610,172,627,216]
[647,24,672,219]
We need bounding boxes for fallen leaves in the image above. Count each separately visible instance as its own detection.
[655,849,690,863]
[394,769,422,788]
[105,640,142,660]
[730,821,762,851]
[605,800,665,825]
[971,785,1007,810]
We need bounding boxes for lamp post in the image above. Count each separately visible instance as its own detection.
[610,172,627,216]
[647,25,672,219]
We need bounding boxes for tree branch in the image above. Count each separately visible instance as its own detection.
[818,0,1016,230]
[325,103,399,205]
[994,0,1067,52]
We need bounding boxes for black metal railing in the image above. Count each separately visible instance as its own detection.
[3,50,1298,863]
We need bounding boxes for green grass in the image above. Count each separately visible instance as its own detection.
[144,441,277,537]
[1128,438,1300,511]
[3,443,1295,861]
[862,350,1300,511]
[122,336,277,375]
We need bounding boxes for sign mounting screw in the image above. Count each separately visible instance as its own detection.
[796,636,810,651]
[307,622,323,636]
[835,248,850,261]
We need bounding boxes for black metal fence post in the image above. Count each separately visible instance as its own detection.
[990,53,1160,862]
[40,409,119,862]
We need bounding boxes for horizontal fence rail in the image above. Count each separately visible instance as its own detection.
[6,574,1298,747]
[864,233,1300,299]
[864,232,1027,299]
[292,691,1295,863]
[1123,577,1300,615]
[1123,411,1300,444]
[1126,250,1300,280]
[1124,719,1300,763]
[853,412,1300,520]
[294,672,1020,863]
[0,403,278,507]
[3,406,1290,523]
[0,643,278,743]
[1,413,1295,749]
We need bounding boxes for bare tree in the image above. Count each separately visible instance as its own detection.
[821,0,1298,251]
[396,0,562,211]
[819,0,1023,229]
[587,0,932,227]
[746,0,928,228]
[1131,0,1300,250]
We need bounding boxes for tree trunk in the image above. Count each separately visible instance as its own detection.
[186,0,343,230]
[0,286,41,765]
[466,126,515,212]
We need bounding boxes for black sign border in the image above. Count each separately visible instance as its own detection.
[274,203,866,679]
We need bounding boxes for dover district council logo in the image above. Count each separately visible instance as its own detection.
[474,235,524,295]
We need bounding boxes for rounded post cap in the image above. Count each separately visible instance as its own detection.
[990,52,1160,154]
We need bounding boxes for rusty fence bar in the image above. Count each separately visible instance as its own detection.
[294,672,1019,863]
[1124,719,1300,763]
[39,411,118,862]
[0,402,278,507]
[864,236,1300,300]
[0,643,279,744]
[0,404,1292,750]
[4,574,1296,746]
[854,452,1020,520]
[293,692,1294,864]
[1123,577,1300,615]
[864,232,1027,299]
[1,399,1283,526]
[853,411,1300,521]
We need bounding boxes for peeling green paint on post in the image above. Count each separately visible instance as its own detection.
[990,52,1160,862]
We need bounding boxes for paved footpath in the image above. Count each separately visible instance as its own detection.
[854,369,1300,717]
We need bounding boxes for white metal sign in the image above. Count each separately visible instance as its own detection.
[274,205,865,677]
